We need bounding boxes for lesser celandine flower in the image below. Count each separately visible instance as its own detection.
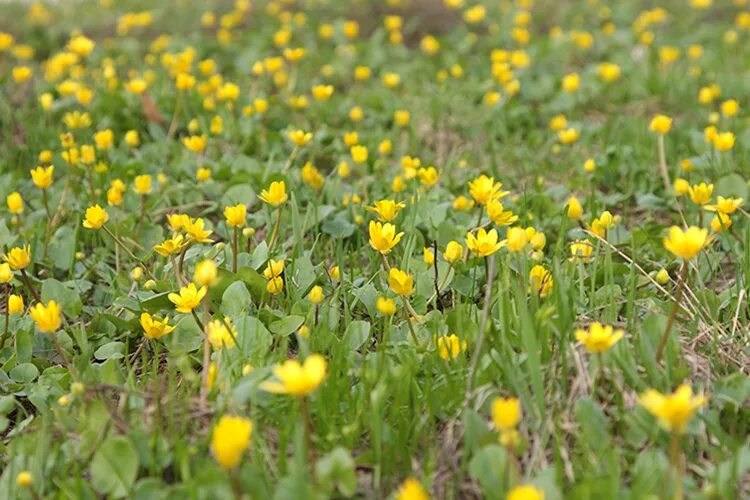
[663,226,710,260]
[435,334,467,360]
[224,204,246,227]
[9,294,23,314]
[507,485,544,500]
[688,183,713,205]
[487,200,518,226]
[7,192,23,214]
[183,134,207,153]
[30,166,54,189]
[263,259,285,279]
[260,354,327,396]
[469,175,507,205]
[388,268,414,296]
[194,259,218,287]
[466,228,504,257]
[712,131,735,151]
[366,200,405,222]
[211,415,253,469]
[184,218,214,243]
[504,227,528,252]
[140,312,176,339]
[287,129,312,147]
[308,285,324,304]
[0,263,11,283]
[574,322,624,352]
[492,397,521,431]
[169,283,207,313]
[443,241,463,263]
[649,114,672,134]
[258,181,288,207]
[369,221,404,254]
[558,128,580,144]
[266,276,284,294]
[376,296,396,315]
[207,318,237,349]
[570,240,594,262]
[395,477,429,500]
[82,205,108,229]
[567,196,582,219]
[529,265,553,297]
[16,471,33,488]
[3,245,31,270]
[30,300,62,333]
[154,235,185,256]
[639,384,707,434]
[706,196,743,214]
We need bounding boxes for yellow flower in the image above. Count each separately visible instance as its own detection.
[260,354,327,396]
[0,263,12,283]
[453,195,474,211]
[8,294,24,314]
[183,134,207,153]
[16,471,33,488]
[721,99,739,117]
[674,178,690,196]
[194,259,218,287]
[574,322,624,352]
[94,129,114,150]
[259,181,288,207]
[266,276,284,294]
[492,397,521,431]
[140,313,176,339]
[67,34,95,56]
[466,228,504,257]
[6,192,23,214]
[469,175,508,205]
[423,248,435,266]
[388,267,414,296]
[649,114,672,134]
[590,211,616,237]
[301,162,324,190]
[351,145,368,164]
[566,196,582,220]
[207,318,237,349]
[639,384,707,433]
[394,110,411,126]
[154,235,185,257]
[12,65,32,82]
[308,285,324,304]
[376,296,396,316]
[125,130,140,147]
[712,131,735,152]
[82,204,108,229]
[570,240,594,262]
[263,259,285,279]
[436,334,467,360]
[417,167,439,187]
[168,283,207,313]
[597,62,621,82]
[710,212,732,233]
[3,245,31,270]
[487,200,518,226]
[369,221,404,254]
[688,183,713,205]
[311,84,333,101]
[443,241,463,263]
[224,204,246,227]
[529,265,553,297]
[395,477,429,500]
[663,226,710,260]
[30,165,54,189]
[706,196,743,215]
[197,167,211,182]
[134,174,153,195]
[366,200,405,222]
[30,300,62,333]
[211,415,253,469]
[184,217,214,243]
[557,128,580,144]
[287,129,312,147]
[507,485,544,500]
[549,114,567,131]
[562,72,580,92]
[504,227,528,252]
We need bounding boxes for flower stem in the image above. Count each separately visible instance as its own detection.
[268,208,282,254]
[102,226,156,281]
[658,135,670,195]
[300,396,316,478]
[0,285,10,350]
[20,268,41,303]
[655,262,688,362]
[193,307,210,409]
[669,432,683,500]
[232,227,239,273]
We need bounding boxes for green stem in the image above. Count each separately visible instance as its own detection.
[655,262,688,362]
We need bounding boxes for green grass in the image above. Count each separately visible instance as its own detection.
[0,0,749,498]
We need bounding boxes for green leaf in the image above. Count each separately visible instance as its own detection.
[715,173,748,201]
[315,447,357,497]
[222,280,252,316]
[41,279,83,316]
[90,436,140,498]
[468,444,508,499]
[343,320,370,350]
[94,341,126,360]
[269,315,304,337]
[10,363,39,383]
[321,215,356,238]
[48,225,77,271]
[235,316,272,361]
[167,315,203,353]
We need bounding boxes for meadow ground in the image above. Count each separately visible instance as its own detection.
[0,0,749,499]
